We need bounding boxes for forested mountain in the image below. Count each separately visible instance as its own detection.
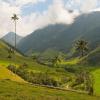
[18,12,100,54]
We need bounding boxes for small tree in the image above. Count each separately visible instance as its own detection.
[84,71,94,95]
[7,65,17,73]
[52,55,61,67]
[75,39,88,57]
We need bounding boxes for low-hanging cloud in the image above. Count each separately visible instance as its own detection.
[80,0,98,13]
[0,0,99,37]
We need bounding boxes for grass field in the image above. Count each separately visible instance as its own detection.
[0,80,99,100]
[92,68,100,96]
[0,66,26,83]
[60,57,81,65]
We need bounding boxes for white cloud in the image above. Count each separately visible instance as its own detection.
[0,1,21,37]
[0,0,99,37]
[17,0,79,36]
[92,8,100,12]
[0,0,46,37]
[80,0,98,13]
[0,0,79,37]
[66,0,98,13]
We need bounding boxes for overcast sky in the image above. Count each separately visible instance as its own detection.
[0,0,100,37]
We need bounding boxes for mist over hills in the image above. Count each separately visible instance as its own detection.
[17,12,100,55]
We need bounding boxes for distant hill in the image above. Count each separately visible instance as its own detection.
[2,32,22,46]
[18,24,67,54]
[18,12,100,55]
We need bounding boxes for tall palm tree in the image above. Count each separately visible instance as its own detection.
[11,14,19,51]
[75,39,88,57]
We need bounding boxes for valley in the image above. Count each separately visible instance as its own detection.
[0,38,99,99]
[0,2,100,99]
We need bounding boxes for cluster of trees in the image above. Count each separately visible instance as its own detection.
[7,64,60,87]
[70,71,94,95]
[33,54,61,67]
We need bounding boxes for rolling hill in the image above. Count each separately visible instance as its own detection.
[0,40,26,83]
[18,11,100,55]
[0,39,25,66]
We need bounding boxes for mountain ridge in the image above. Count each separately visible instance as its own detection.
[2,32,22,46]
[18,12,100,55]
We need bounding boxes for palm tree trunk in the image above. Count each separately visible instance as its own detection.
[14,20,17,75]
[15,20,16,50]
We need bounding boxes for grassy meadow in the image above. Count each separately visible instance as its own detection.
[0,80,99,100]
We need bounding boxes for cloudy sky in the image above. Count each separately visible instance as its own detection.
[0,0,100,37]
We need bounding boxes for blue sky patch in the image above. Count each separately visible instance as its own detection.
[21,0,53,16]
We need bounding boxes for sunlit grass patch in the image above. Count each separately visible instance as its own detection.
[92,68,100,96]
[60,57,81,65]
[0,66,26,83]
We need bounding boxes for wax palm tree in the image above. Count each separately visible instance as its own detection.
[11,14,19,51]
[75,39,88,57]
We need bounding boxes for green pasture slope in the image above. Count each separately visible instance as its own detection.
[0,80,99,100]
[0,40,100,99]
[0,40,73,84]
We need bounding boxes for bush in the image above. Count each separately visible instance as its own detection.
[8,65,59,87]
[7,65,17,73]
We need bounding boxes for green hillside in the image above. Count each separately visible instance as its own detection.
[92,69,100,96]
[0,40,100,99]
[0,40,35,67]
[0,80,98,100]
[0,40,73,87]
[0,66,25,83]
[0,40,27,83]
[81,47,100,65]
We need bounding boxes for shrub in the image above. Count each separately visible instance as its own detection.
[7,65,17,73]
